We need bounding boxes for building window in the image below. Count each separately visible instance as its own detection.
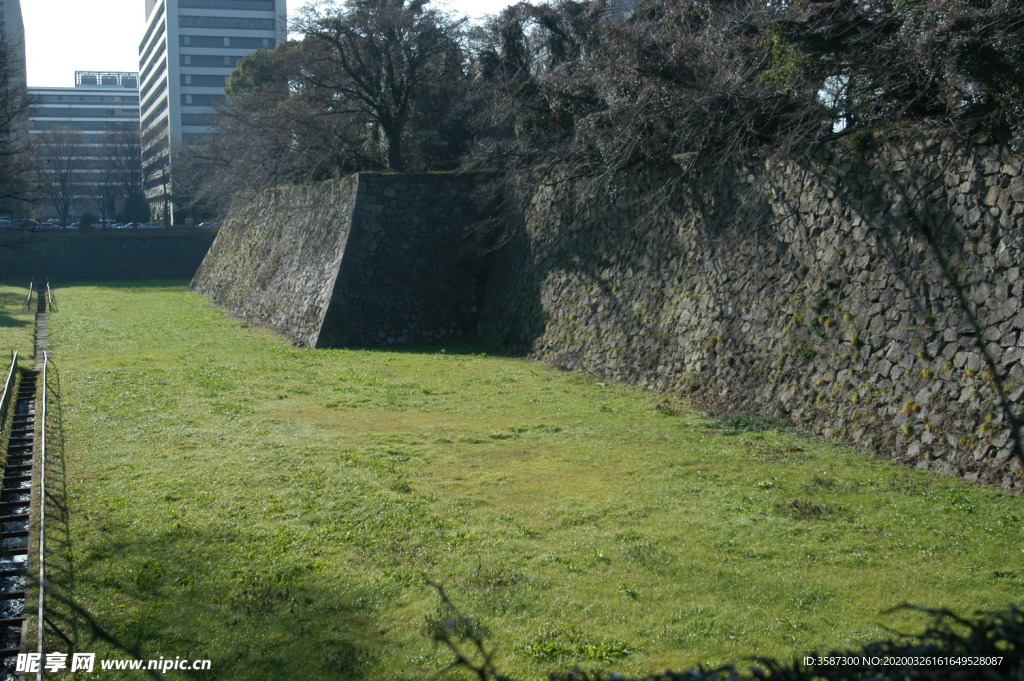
[183,35,191,46]
[223,37,230,47]
[180,16,275,31]
[179,0,275,10]
[180,74,227,87]
[180,93,225,107]
[181,113,217,127]
[183,55,191,65]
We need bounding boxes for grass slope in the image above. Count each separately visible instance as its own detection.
[0,282,39,367]
[48,282,1023,680]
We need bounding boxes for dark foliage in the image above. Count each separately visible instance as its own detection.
[297,0,469,172]
[465,0,1024,179]
[188,0,1024,217]
[181,0,474,214]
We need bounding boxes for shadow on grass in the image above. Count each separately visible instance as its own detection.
[334,341,526,359]
[0,286,33,322]
[0,315,30,329]
[41,361,83,654]
[64,527,385,679]
[45,280,191,292]
[41,354,382,680]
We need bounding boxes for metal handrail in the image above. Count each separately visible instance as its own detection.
[0,351,16,438]
[45,282,56,313]
[37,352,48,680]
[24,281,34,312]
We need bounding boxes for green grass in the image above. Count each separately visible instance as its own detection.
[0,281,39,367]
[48,282,1023,680]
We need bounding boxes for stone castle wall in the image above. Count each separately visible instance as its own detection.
[0,229,214,281]
[316,173,491,347]
[480,136,1024,489]
[191,173,490,348]
[192,178,359,347]
[192,136,1024,487]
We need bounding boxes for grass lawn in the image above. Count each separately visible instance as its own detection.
[0,281,40,367]
[48,282,1023,680]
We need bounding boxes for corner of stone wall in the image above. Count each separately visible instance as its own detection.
[193,172,499,350]
[191,176,359,347]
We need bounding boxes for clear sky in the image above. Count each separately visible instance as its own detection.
[23,0,521,87]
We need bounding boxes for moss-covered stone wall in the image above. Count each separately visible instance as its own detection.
[191,173,490,348]
[481,136,1024,489]
[192,178,359,347]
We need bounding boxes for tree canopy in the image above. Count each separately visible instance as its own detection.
[183,0,1024,213]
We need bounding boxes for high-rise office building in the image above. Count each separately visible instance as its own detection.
[0,0,25,82]
[0,0,28,215]
[28,72,141,221]
[0,0,25,141]
[139,0,286,223]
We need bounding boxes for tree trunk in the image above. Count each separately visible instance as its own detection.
[384,124,404,171]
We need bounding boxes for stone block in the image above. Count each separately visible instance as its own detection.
[966,353,984,372]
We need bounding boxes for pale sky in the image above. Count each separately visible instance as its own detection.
[23,0,521,87]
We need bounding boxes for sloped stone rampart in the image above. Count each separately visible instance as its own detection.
[192,177,359,347]
[192,139,1024,487]
[480,137,1024,489]
[191,173,490,348]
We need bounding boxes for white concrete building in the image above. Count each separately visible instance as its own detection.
[139,0,286,222]
[0,0,25,81]
[28,72,141,221]
[0,0,28,215]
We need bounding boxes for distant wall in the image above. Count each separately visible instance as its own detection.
[191,173,490,348]
[480,136,1024,489]
[0,229,214,281]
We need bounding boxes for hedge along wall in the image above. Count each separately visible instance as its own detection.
[480,136,1024,489]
